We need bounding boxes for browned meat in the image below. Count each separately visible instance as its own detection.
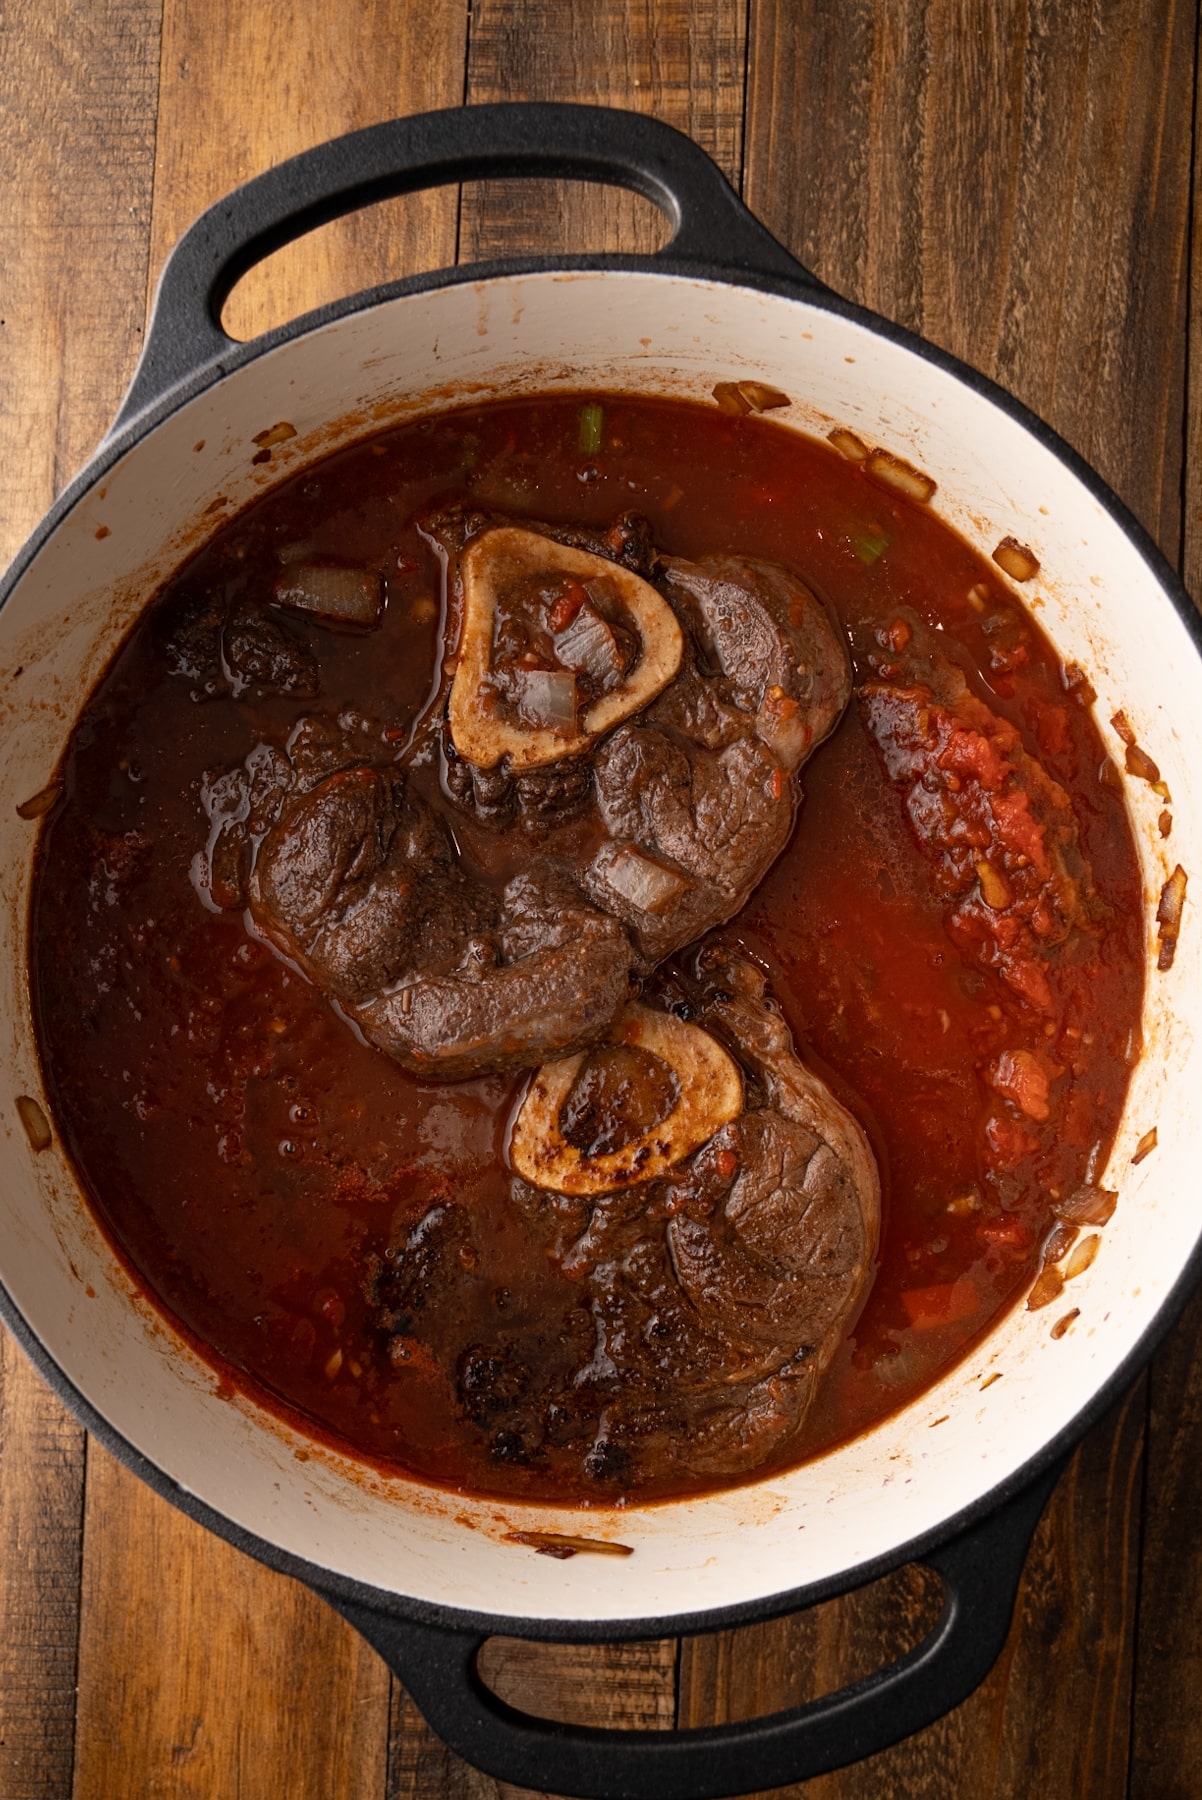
[196,513,853,1079]
[430,513,853,965]
[162,595,318,700]
[394,955,881,1487]
[201,738,636,1081]
[424,503,659,577]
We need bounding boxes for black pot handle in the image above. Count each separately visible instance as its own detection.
[114,102,823,432]
[323,1459,1061,1800]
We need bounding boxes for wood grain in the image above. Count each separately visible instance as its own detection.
[1131,1289,1202,1796]
[150,0,467,344]
[0,1335,85,1800]
[461,0,746,260]
[744,0,1193,554]
[677,1566,944,1735]
[678,1384,1144,1799]
[0,0,162,555]
[71,1444,389,1800]
[1137,60,1202,1790]
[388,1639,678,1800]
[0,3,160,1795]
[63,5,468,1796]
[679,2,1192,1790]
[0,0,1199,1793]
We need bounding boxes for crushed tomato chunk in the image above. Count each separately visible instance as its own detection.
[859,678,1101,1010]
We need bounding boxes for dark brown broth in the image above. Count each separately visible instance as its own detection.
[30,394,1144,1503]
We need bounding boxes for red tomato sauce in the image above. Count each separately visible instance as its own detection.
[29,394,1145,1502]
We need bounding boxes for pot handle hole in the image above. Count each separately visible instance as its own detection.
[112,102,824,431]
[319,1459,1062,1800]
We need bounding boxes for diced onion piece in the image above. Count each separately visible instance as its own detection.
[554,602,623,683]
[502,1530,634,1558]
[713,380,791,414]
[1054,1184,1118,1227]
[1049,1309,1079,1340]
[1064,1233,1101,1281]
[1157,863,1188,971]
[274,565,382,625]
[900,1280,980,1331]
[1041,1222,1078,1266]
[712,382,753,415]
[277,538,316,566]
[511,1004,743,1195]
[16,1094,51,1152]
[16,782,62,820]
[1027,1266,1065,1311]
[989,1048,1053,1122]
[593,844,689,916]
[828,428,870,463]
[976,860,1012,910]
[515,667,578,733]
[1112,710,1166,787]
[1126,742,1162,784]
[449,528,683,771]
[737,382,790,412]
[1131,1125,1158,1165]
[252,420,297,448]
[993,537,1040,581]
[866,449,937,503]
[1063,662,1098,706]
[756,684,808,767]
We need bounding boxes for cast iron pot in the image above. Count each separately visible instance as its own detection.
[1,105,1199,1799]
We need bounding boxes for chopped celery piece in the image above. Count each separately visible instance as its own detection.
[853,526,890,565]
[578,402,604,455]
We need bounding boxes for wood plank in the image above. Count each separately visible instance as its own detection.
[0,0,162,552]
[388,1640,677,1800]
[0,3,161,1795]
[679,0,1194,1789]
[71,1445,389,1800]
[66,5,469,1796]
[0,1335,86,1800]
[1131,1289,1202,1795]
[148,0,467,343]
[744,0,1193,555]
[678,1381,1145,1799]
[460,0,746,262]
[1132,50,1202,1798]
[677,1566,943,1733]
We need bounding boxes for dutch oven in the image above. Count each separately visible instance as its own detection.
[1,105,1199,1798]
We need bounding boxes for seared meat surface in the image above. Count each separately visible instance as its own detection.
[433,512,852,967]
[197,510,852,1078]
[163,594,319,701]
[365,955,880,1487]
[202,729,635,1081]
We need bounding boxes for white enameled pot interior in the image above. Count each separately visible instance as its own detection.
[0,270,1196,1626]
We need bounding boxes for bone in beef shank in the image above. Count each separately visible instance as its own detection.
[200,512,852,1078]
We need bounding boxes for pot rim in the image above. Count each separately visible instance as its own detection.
[3,249,1199,1642]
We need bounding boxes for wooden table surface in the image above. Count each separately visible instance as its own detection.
[3,2,1201,1795]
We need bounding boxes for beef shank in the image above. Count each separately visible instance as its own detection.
[197,511,853,1078]
[366,953,880,1487]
